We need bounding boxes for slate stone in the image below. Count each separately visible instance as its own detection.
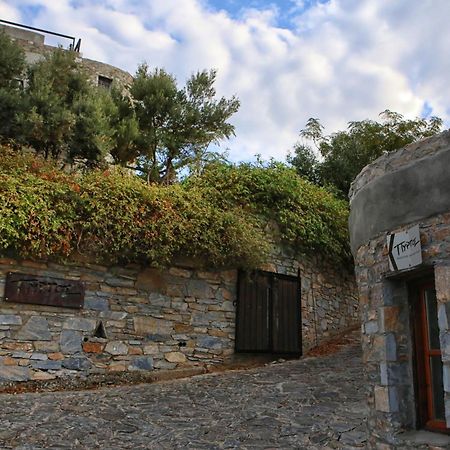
[153,359,176,370]
[364,320,379,335]
[60,330,82,354]
[134,316,173,335]
[15,316,51,341]
[148,293,170,307]
[129,356,153,371]
[146,334,169,342]
[0,315,22,325]
[84,297,109,311]
[62,357,92,371]
[187,280,214,298]
[105,341,128,355]
[0,365,30,381]
[385,333,397,361]
[197,335,223,350]
[63,318,97,332]
[31,360,62,371]
[105,277,135,287]
[443,363,450,393]
[30,353,48,360]
[11,351,31,359]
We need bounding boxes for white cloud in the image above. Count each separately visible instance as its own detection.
[0,0,20,20]
[4,0,450,161]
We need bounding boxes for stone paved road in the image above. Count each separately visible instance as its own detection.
[0,332,368,449]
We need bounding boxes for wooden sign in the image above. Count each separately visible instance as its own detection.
[4,272,84,309]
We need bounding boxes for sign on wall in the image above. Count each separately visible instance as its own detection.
[387,224,422,272]
[4,272,84,309]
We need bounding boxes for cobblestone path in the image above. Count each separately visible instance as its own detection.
[0,332,367,449]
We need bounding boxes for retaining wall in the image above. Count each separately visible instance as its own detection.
[0,252,358,384]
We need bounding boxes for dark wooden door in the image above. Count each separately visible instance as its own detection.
[412,280,448,432]
[236,271,301,355]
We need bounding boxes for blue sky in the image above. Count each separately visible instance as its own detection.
[1,0,449,161]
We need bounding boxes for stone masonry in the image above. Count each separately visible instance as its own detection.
[0,259,237,383]
[0,249,358,384]
[349,131,450,449]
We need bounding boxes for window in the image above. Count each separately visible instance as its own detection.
[98,75,112,89]
[411,278,448,432]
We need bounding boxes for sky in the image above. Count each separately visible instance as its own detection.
[1,0,449,162]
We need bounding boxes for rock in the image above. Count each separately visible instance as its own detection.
[187,280,214,298]
[128,346,142,355]
[34,341,59,352]
[129,356,153,371]
[165,352,186,363]
[63,318,97,332]
[84,297,109,311]
[0,365,30,381]
[31,360,62,370]
[15,316,51,341]
[99,311,127,320]
[30,353,48,360]
[60,330,82,354]
[82,342,104,353]
[105,341,128,355]
[11,351,31,359]
[146,334,169,342]
[136,268,165,292]
[168,268,192,278]
[32,371,56,381]
[134,316,173,335]
[143,343,159,355]
[107,362,127,372]
[197,336,223,350]
[364,320,378,335]
[0,315,22,325]
[148,293,170,307]
[105,277,135,288]
[153,360,176,370]
[2,356,17,365]
[62,357,92,371]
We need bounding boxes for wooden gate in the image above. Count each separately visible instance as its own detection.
[235,271,301,355]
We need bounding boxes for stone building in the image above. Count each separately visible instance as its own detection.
[349,130,450,449]
[0,22,133,88]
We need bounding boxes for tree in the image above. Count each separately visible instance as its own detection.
[288,111,443,198]
[0,31,27,143]
[22,48,113,165]
[0,31,26,88]
[112,65,240,183]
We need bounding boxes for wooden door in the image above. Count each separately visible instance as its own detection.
[412,280,448,431]
[235,271,301,355]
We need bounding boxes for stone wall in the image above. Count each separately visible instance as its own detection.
[0,251,358,384]
[263,245,359,351]
[354,214,450,449]
[0,259,237,383]
[349,131,450,449]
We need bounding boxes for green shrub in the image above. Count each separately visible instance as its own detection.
[185,161,351,263]
[0,149,269,268]
[0,149,350,268]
